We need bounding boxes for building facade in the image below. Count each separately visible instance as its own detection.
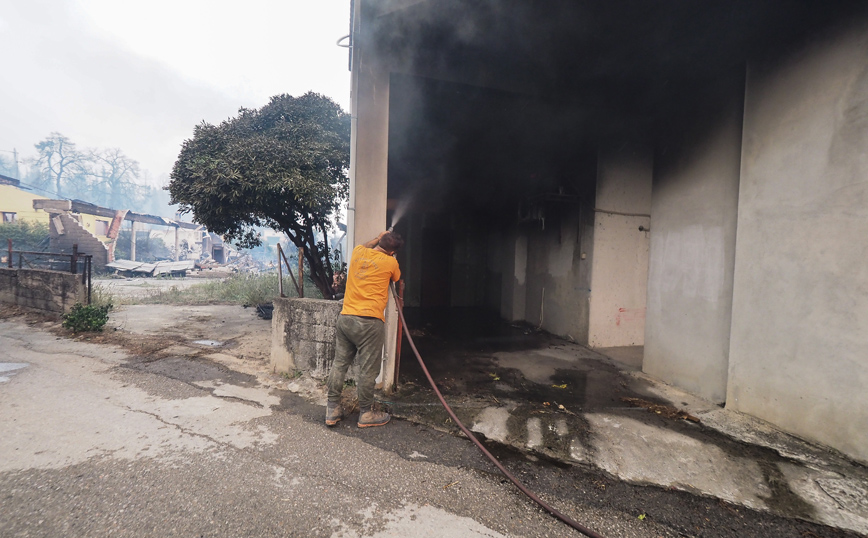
[347,1,868,462]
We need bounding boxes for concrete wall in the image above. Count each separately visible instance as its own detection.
[588,147,652,347]
[271,298,343,379]
[348,1,390,249]
[346,1,399,389]
[484,230,507,314]
[499,231,528,322]
[523,210,593,343]
[728,18,868,462]
[0,267,87,314]
[451,222,487,307]
[643,81,744,403]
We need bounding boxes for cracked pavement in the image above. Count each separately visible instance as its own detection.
[1,313,864,538]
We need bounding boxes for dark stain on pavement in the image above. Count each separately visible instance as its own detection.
[122,356,259,387]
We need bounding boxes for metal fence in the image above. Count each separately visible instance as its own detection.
[5,240,93,305]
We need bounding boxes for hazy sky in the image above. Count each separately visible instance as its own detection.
[0,0,352,186]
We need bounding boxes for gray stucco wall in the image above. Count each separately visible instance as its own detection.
[728,18,868,462]
[587,147,652,347]
[643,81,744,403]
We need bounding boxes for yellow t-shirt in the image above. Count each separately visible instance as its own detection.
[341,244,401,321]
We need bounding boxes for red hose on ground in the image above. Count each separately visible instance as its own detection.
[391,287,607,538]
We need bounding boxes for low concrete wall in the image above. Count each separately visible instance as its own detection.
[0,267,87,314]
[271,297,342,379]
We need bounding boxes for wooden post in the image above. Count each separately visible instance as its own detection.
[87,256,92,305]
[6,238,11,268]
[298,248,304,298]
[277,244,285,298]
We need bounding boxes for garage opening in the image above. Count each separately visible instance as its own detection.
[386,74,598,350]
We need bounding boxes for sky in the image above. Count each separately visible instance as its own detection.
[0,0,352,187]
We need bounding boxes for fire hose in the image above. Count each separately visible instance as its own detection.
[390,285,607,538]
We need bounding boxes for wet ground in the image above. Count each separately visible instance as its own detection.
[383,307,868,536]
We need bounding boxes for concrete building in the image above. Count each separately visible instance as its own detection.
[0,175,49,224]
[345,1,868,463]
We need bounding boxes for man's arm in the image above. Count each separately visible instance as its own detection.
[362,231,387,249]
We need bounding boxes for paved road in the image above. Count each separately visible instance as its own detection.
[0,320,638,538]
[1,319,861,538]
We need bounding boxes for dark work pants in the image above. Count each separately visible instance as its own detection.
[327,314,384,410]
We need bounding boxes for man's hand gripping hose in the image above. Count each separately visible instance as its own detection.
[390,284,607,538]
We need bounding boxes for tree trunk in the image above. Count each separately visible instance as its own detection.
[284,224,336,300]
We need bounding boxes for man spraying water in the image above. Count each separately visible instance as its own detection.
[325,230,405,428]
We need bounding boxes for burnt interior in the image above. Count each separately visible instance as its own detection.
[373,0,861,336]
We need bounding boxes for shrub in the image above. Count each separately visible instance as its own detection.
[0,221,50,252]
[62,303,113,333]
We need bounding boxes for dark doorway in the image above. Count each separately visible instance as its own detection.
[420,227,452,308]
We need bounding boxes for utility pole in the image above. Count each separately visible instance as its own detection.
[13,148,20,179]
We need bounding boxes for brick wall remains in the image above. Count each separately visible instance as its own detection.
[271,298,351,379]
[49,213,109,271]
[0,267,87,314]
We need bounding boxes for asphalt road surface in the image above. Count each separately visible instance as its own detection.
[1,319,860,538]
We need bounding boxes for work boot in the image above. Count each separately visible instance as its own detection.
[357,409,390,428]
[325,403,344,427]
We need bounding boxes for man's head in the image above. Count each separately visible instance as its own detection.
[378,231,404,254]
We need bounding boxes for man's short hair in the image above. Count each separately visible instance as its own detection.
[379,232,404,253]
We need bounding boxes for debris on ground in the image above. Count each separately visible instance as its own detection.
[552,401,578,416]
[256,303,274,320]
[621,397,701,423]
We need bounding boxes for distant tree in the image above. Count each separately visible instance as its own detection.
[0,154,17,177]
[89,148,143,209]
[28,133,87,198]
[168,93,350,298]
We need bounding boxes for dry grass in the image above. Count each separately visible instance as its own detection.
[97,272,321,306]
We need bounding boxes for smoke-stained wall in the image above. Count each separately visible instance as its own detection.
[451,217,488,307]
[643,76,744,404]
[728,16,868,461]
[522,209,594,343]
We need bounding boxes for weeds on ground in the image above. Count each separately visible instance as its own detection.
[63,303,113,333]
[90,283,116,309]
[112,272,321,306]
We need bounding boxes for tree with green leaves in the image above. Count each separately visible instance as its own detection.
[168,92,351,299]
